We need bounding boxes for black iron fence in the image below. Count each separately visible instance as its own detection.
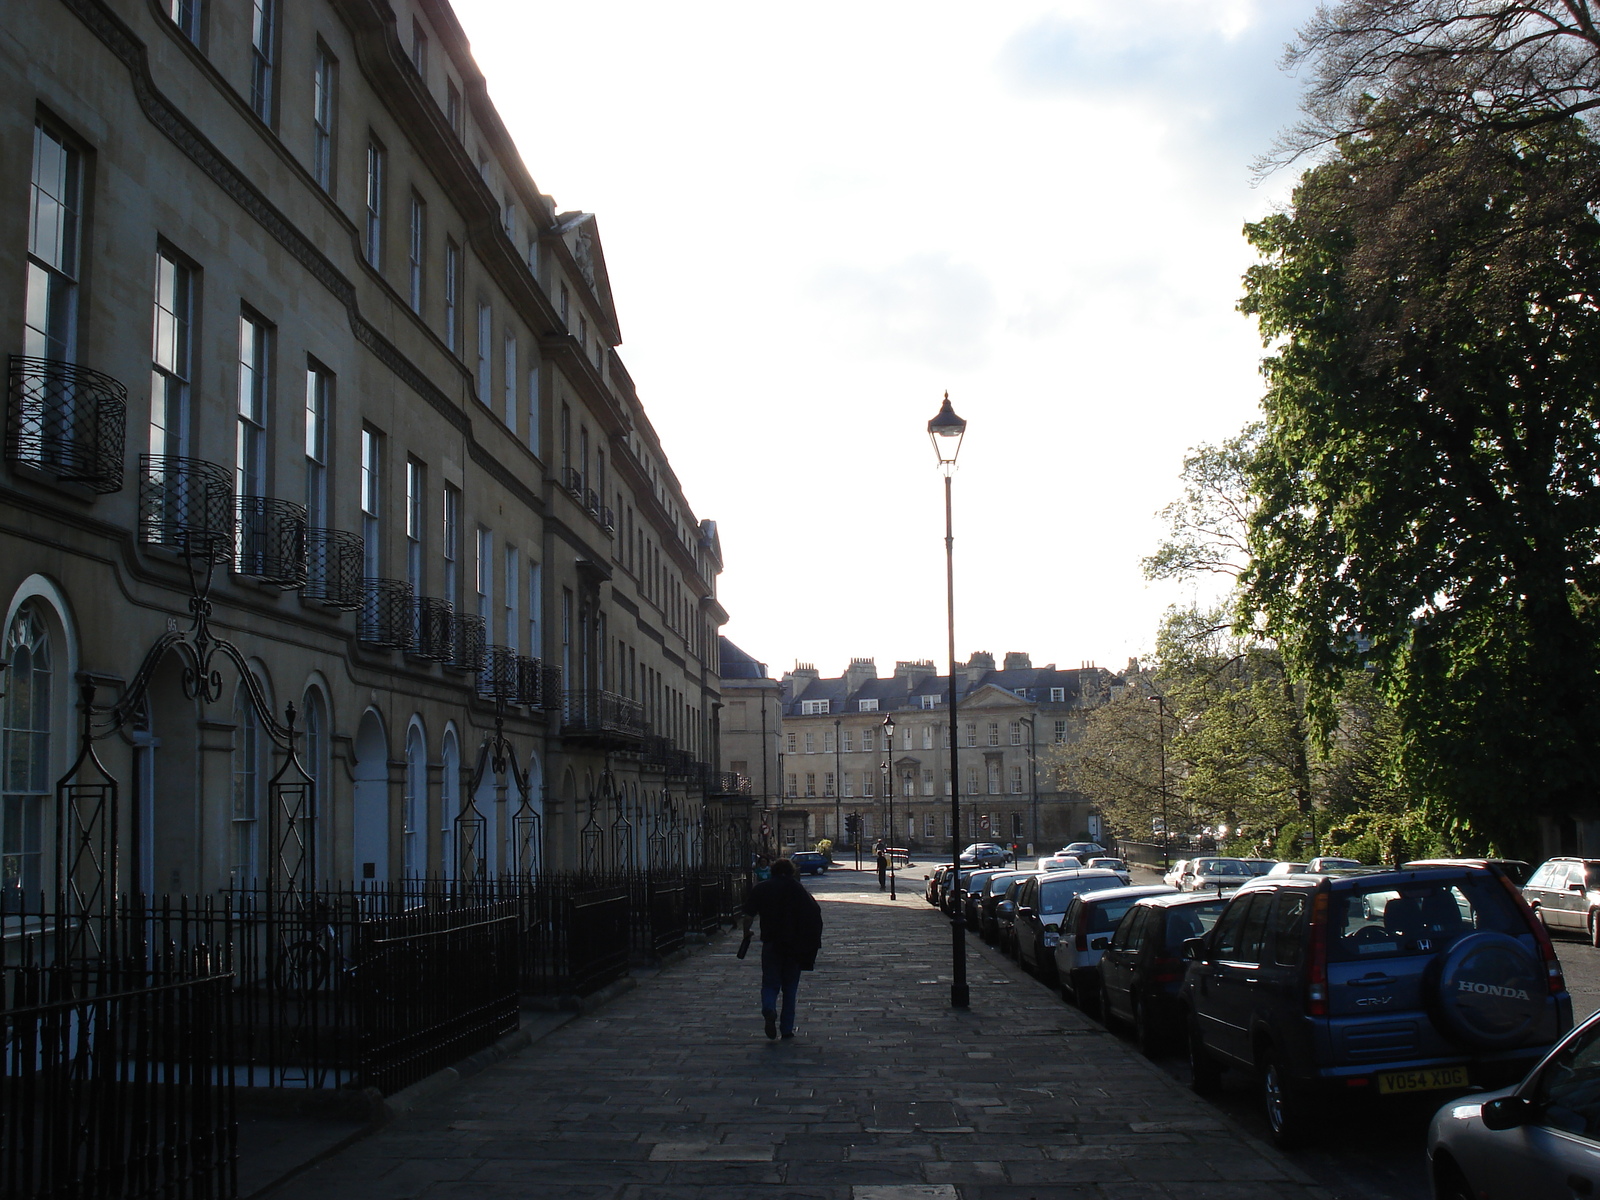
[2,964,237,1200]
[1,869,743,1198]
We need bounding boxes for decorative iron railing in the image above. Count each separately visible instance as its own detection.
[562,690,647,740]
[601,505,616,534]
[137,455,234,563]
[235,495,308,587]
[640,734,672,768]
[5,355,127,494]
[561,466,583,496]
[476,645,520,703]
[707,771,752,797]
[583,487,601,517]
[359,578,413,649]
[303,527,364,609]
[410,596,454,660]
[515,657,560,709]
[447,612,486,672]
[664,747,695,777]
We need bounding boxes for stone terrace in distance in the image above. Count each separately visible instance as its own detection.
[278,872,1329,1200]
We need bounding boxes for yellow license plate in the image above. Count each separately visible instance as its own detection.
[1376,1066,1469,1095]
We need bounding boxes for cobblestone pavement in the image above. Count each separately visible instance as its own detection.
[279,871,1329,1199]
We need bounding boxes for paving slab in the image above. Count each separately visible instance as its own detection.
[273,873,1326,1198]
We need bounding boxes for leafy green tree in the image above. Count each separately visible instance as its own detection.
[1241,113,1600,850]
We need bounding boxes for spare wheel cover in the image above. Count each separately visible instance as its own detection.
[1431,932,1543,1050]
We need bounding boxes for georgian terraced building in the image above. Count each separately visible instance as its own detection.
[0,0,739,898]
[778,653,1114,855]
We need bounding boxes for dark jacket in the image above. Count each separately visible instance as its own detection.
[743,876,824,970]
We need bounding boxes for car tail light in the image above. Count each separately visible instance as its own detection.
[1150,956,1183,984]
[1306,883,1330,1017]
[1495,868,1565,995]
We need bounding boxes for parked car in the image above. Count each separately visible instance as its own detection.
[978,870,1032,942]
[1428,1007,1600,1199]
[939,867,979,915]
[1035,855,1082,873]
[789,851,829,875]
[924,864,949,906]
[1014,869,1127,982]
[1062,842,1108,860]
[1181,865,1571,1149]
[1307,856,1364,872]
[1180,857,1257,892]
[1267,862,1311,876]
[1100,891,1232,1055]
[1085,857,1133,885]
[961,842,1011,868]
[995,876,1028,954]
[1163,859,1193,889]
[1521,858,1600,944]
[1054,884,1176,1014]
[1242,858,1277,876]
[1407,858,1531,887]
[962,869,1005,928]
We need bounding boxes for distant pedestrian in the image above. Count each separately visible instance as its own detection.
[876,850,888,891]
[741,858,823,1040]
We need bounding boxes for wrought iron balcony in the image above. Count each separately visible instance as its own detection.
[664,747,695,778]
[447,613,486,672]
[235,495,308,588]
[561,467,583,496]
[476,645,520,703]
[707,772,753,798]
[601,506,616,535]
[583,488,601,517]
[303,527,364,610]
[515,656,561,709]
[138,455,234,564]
[562,690,646,743]
[639,734,672,767]
[359,578,413,650]
[410,596,454,660]
[6,356,128,494]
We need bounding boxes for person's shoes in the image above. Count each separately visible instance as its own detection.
[763,1011,778,1040]
[781,1030,796,1039]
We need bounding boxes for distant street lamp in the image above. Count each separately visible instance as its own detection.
[929,392,969,1009]
[1148,694,1171,869]
[882,713,897,900]
[1020,715,1039,854]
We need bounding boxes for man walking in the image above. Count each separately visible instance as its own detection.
[741,858,823,1040]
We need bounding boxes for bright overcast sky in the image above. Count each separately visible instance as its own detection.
[451,0,1320,679]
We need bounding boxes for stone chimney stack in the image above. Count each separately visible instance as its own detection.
[787,661,820,699]
[843,656,878,696]
[893,659,937,691]
[1003,651,1032,670]
[958,651,995,691]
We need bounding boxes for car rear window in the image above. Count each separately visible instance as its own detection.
[1162,899,1228,950]
[1085,893,1146,933]
[1196,859,1249,874]
[1040,875,1123,911]
[1327,876,1526,962]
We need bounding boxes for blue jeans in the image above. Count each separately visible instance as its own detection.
[760,942,802,1035]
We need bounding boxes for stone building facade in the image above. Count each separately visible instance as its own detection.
[0,0,736,899]
[779,653,1112,855]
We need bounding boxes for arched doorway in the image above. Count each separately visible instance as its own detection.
[352,709,389,884]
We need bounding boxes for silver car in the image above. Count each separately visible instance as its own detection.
[1182,857,1256,892]
[1429,1008,1600,1198]
[1053,884,1176,1013]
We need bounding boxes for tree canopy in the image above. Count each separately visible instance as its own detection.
[1241,113,1600,847]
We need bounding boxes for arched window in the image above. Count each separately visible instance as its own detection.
[404,723,425,878]
[440,727,459,882]
[232,682,263,888]
[3,606,53,897]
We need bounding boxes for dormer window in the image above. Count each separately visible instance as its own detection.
[857,699,878,712]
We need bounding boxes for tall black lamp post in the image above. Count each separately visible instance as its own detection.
[882,713,897,899]
[929,392,969,1009]
[1148,694,1171,870]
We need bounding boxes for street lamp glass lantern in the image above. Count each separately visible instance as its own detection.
[883,713,895,741]
[927,392,966,466]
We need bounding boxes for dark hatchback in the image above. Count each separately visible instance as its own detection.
[1099,891,1231,1055]
[977,870,1032,942]
[1181,865,1571,1148]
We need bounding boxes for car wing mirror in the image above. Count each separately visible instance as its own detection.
[1017,905,1035,917]
[1182,936,1208,961]
[1571,883,1587,893]
[1480,1095,1533,1131]
[1090,936,1111,951]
